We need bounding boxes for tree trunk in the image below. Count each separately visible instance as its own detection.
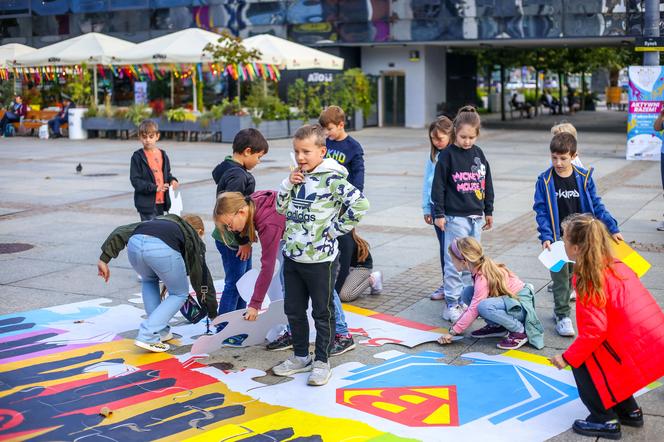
[500,64,506,122]
[485,64,492,109]
[534,68,540,117]
[558,72,564,115]
[581,72,586,112]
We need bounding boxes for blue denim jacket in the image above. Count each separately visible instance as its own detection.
[533,165,619,243]
[422,158,436,215]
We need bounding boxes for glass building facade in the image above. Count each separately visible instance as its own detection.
[0,1,648,48]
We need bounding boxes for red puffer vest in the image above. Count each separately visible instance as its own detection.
[563,261,664,409]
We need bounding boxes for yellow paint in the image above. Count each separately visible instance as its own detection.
[399,394,427,405]
[373,401,407,414]
[422,403,451,425]
[411,388,450,400]
[502,349,555,366]
[611,241,651,278]
[342,304,381,316]
[182,408,393,442]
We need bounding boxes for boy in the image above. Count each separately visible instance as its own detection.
[273,124,369,386]
[130,120,178,221]
[319,105,378,356]
[533,132,623,337]
[211,128,269,315]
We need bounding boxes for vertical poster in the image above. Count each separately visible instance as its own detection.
[627,66,664,161]
[134,81,148,105]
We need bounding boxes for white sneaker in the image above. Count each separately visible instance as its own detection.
[570,290,576,301]
[307,360,331,386]
[160,330,174,342]
[370,271,383,294]
[555,316,575,337]
[442,304,464,323]
[272,355,312,377]
[134,340,170,352]
[657,221,664,231]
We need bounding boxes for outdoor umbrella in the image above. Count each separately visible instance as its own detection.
[13,33,137,105]
[242,34,344,70]
[0,43,35,67]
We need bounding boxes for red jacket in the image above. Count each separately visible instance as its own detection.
[564,261,664,409]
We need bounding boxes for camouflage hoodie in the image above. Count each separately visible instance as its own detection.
[277,158,369,263]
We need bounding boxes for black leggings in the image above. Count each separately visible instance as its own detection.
[572,363,638,422]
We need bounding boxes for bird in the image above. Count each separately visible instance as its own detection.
[76,163,82,174]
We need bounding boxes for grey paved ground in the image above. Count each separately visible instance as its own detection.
[1,110,662,441]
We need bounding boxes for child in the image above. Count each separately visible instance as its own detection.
[338,229,381,303]
[211,128,268,315]
[130,120,178,221]
[549,214,664,440]
[431,106,494,323]
[213,190,285,320]
[437,237,543,350]
[97,214,217,353]
[533,132,622,337]
[423,115,453,300]
[272,124,369,386]
[319,105,367,355]
[551,122,584,168]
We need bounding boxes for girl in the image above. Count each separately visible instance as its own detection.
[437,237,543,350]
[338,229,381,302]
[97,214,217,353]
[549,214,664,440]
[213,190,286,320]
[423,116,453,300]
[431,106,494,323]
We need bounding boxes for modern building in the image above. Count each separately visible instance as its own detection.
[0,1,650,128]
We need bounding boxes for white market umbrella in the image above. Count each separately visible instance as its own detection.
[0,43,35,67]
[14,33,137,105]
[242,34,344,70]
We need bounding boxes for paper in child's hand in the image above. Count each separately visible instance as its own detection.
[538,241,573,272]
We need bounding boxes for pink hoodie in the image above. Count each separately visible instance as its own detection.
[452,270,525,334]
[248,190,286,310]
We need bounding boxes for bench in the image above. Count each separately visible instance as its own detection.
[0,109,68,135]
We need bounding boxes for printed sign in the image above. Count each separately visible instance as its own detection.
[627,66,664,161]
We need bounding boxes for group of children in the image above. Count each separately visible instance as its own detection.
[422,109,664,440]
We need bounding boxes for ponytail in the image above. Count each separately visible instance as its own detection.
[452,105,481,141]
[351,229,370,263]
[453,237,517,298]
[213,192,257,243]
[561,214,615,307]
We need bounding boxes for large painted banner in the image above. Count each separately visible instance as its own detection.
[627,66,664,161]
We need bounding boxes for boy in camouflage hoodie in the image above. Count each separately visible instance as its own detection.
[272,124,369,386]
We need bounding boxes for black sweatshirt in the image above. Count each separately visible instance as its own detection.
[431,144,494,218]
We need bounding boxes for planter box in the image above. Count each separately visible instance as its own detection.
[354,109,364,131]
[82,118,135,131]
[287,118,318,136]
[221,116,289,142]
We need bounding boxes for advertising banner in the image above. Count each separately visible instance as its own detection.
[627,66,664,161]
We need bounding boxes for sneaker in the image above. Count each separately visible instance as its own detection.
[369,271,383,295]
[570,290,577,301]
[430,284,445,300]
[272,355,312,377]
[471,324,508,338]
[330,334,356,356]
[657,221,664,231]
[266,331,293,351]
[134,340,170,353]
[442,304,464,323]
[160,330,174,342]
[307,360,331,386]
[497,331,529,350]
[547,283,553,292]
[555,316,575,337]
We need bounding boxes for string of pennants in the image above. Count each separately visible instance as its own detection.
[0,62,280,82]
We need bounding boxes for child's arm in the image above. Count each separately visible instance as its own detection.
[586,176,621,237]
[330,178,369,236]
[452,280,489,334]
[533,178,555,246]
[246,223,283,317]
[349,148,365,192]
[482,154,494,230]
[98,222,141,281]
[422,160,435,224]
[562,301,608,368]
[276,169,304,214]
[130,156,157,194]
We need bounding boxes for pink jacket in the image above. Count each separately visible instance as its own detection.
[452,270,525,334]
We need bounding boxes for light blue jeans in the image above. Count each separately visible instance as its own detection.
[128,234,189,343]
[443,215,483,305]
[460,286,526,332]
[333,290,348,335]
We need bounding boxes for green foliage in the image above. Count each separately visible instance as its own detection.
[113,108,128,120]
[125,104,153,125]
[287,79,307,116]
[245,84,289,124]
[84,105,98,118]
[22,86,42,108]
[0,81,15,108]
[65,66,92,107]
[343,68,371,116]
[165,107,198,122]
[204,31,262,66]
[199,97,244,127]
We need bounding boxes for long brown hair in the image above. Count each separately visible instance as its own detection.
[213,192,257,243]
[562,214,615,308]
[351,229,370,263]
[452,237,517,298]
[182,214,204,236]
[428,116,453,162]
[452,105,481,142]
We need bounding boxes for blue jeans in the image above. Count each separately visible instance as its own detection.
[128,234,189,343]
[434,224,446,277]
[48,116,67,135]
[333,290,348,335]
[216,239,252,315]
[477,296,525,333]
[443,215,483,305]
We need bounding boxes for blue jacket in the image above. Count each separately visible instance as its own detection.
[533,165,619,243]
[421,158,436,215]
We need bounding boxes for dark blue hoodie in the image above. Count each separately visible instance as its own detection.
[212,156,256,196]
[326,135,365,191]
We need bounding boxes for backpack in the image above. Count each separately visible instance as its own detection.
[4,124,15,137]
[179,287,209,324]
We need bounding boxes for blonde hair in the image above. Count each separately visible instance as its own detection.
[551,121,577,139]
[453,105,481,141]
[213,192,257,243]
[428,116,453,162]
[351,229,370,263]
[319,105,345,126]
[561,214,615,308]
[293,124,326,147]
[451,237,518,298]
[182,214,205,235]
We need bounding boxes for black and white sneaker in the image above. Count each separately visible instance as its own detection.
[266,331,293,351]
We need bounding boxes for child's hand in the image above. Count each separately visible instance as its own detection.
[237,244,252,261]
[483,215,493,231]
[437,334,454,345]
[170,180,179,190]
[244,307,258,321]
[97,260,110,282]
[423,214,433,225]
[158,183,169,192]
[548,354,568,369]
[289,168,305,185]
[542,240,552,251]
[612,233,624,243]
[434,217,446,231]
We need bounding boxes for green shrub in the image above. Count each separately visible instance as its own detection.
[126,104,152,125]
